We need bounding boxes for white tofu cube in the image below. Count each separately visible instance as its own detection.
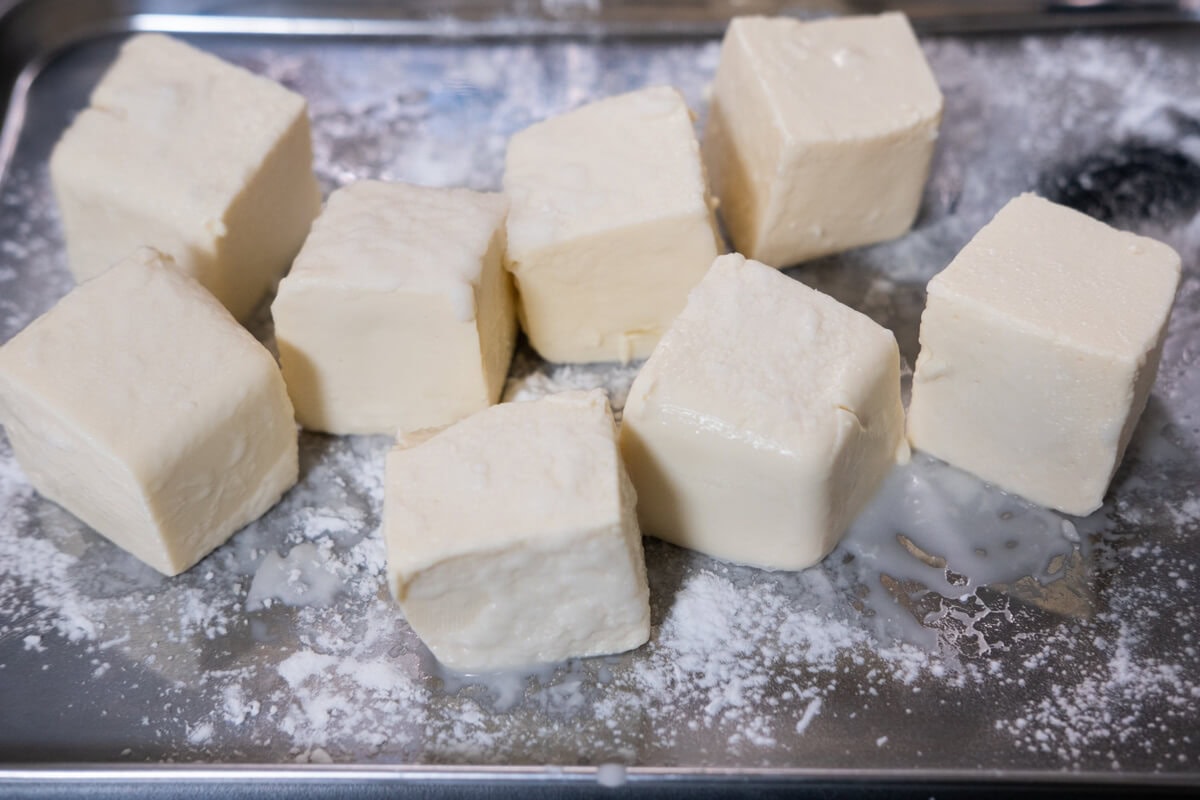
[0,249,299,576]
[907,194,1181,516]
[50,34,322,321]
[385,391,650,671]
[620,254,907,571]
[504,86,720,364]
[703,14,943,267]
[272,181,516,436]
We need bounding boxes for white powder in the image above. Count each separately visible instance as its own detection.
[187,722,214,746]
[595,762,626,787]
[504,349,641,420]
[1,29,1199,775]
[996,621,1200,768]
[795,697,822,734]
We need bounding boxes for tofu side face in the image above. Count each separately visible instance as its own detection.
[49,34,322,320]
[272,181,515,435]
[620,254,907,570]
[907,194,1182,515]
[384,391,650,671]
[503,86,720,363]
[507,212,719,363]
[704,14,943,267]
[0,249,298,575]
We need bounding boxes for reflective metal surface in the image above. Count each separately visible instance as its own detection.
[1,0,1199,793]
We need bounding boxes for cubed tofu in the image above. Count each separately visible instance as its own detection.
[620,253,907,571]
[503,86,720,364]
[703,14,943,267]
[272,181,516,436]
[0,249,298,576]
[385,391,650,671]
[50,34,322,321]
[906,194,1181,516]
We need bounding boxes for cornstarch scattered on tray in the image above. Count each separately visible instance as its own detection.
[1,28,1198,772]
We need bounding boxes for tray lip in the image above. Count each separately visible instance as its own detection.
[3,0,1200,785]
[3,763,1199,786]
[3,0,1200,184]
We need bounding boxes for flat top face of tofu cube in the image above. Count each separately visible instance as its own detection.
[0,249,279,468]
[51,34,308,222]
[503,86,709,257]
[929,193,1182,359]
[386,391,625,576]
[284,181,506,319]
[629,254,897,460]
[728,13,943,144]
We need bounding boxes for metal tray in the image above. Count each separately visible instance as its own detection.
[2,1,1199,796]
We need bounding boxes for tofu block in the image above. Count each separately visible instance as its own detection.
[907,194,1181,516]
[50,34,322,321]
[0,249,299,576]
[620,254,907,570]
[503,86,720,364]
[703,14,943,267]
[272,181,516,435]
[385,391,650,671]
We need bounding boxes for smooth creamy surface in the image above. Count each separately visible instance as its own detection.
[503,86,720,363]
[385,391,650,671]
[0,249,298,576]
[703,13,943,267]
[620,253,907,570]
[272,181,516,435]
[50,33,322,320]
[907,193,1181,516]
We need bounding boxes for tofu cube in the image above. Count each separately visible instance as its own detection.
[50,34,322,321]
[703,14,943,267]
[385,391,650,671]
[272,181,516,435]
[620,254,907,570]
[0,249,299,576]
[504,86,720,364]
[907,194,1181,515]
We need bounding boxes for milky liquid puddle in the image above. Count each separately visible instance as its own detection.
[831,453,1096,654]
[427,653,608,713]
[246,543,345,612]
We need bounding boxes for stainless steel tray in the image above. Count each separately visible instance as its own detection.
[2,0,1199,795]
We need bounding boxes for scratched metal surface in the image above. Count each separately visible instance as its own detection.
[0,4,1199,788]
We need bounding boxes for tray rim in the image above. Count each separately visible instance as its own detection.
[3,763,1200,787]
[3,0,1200,789]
